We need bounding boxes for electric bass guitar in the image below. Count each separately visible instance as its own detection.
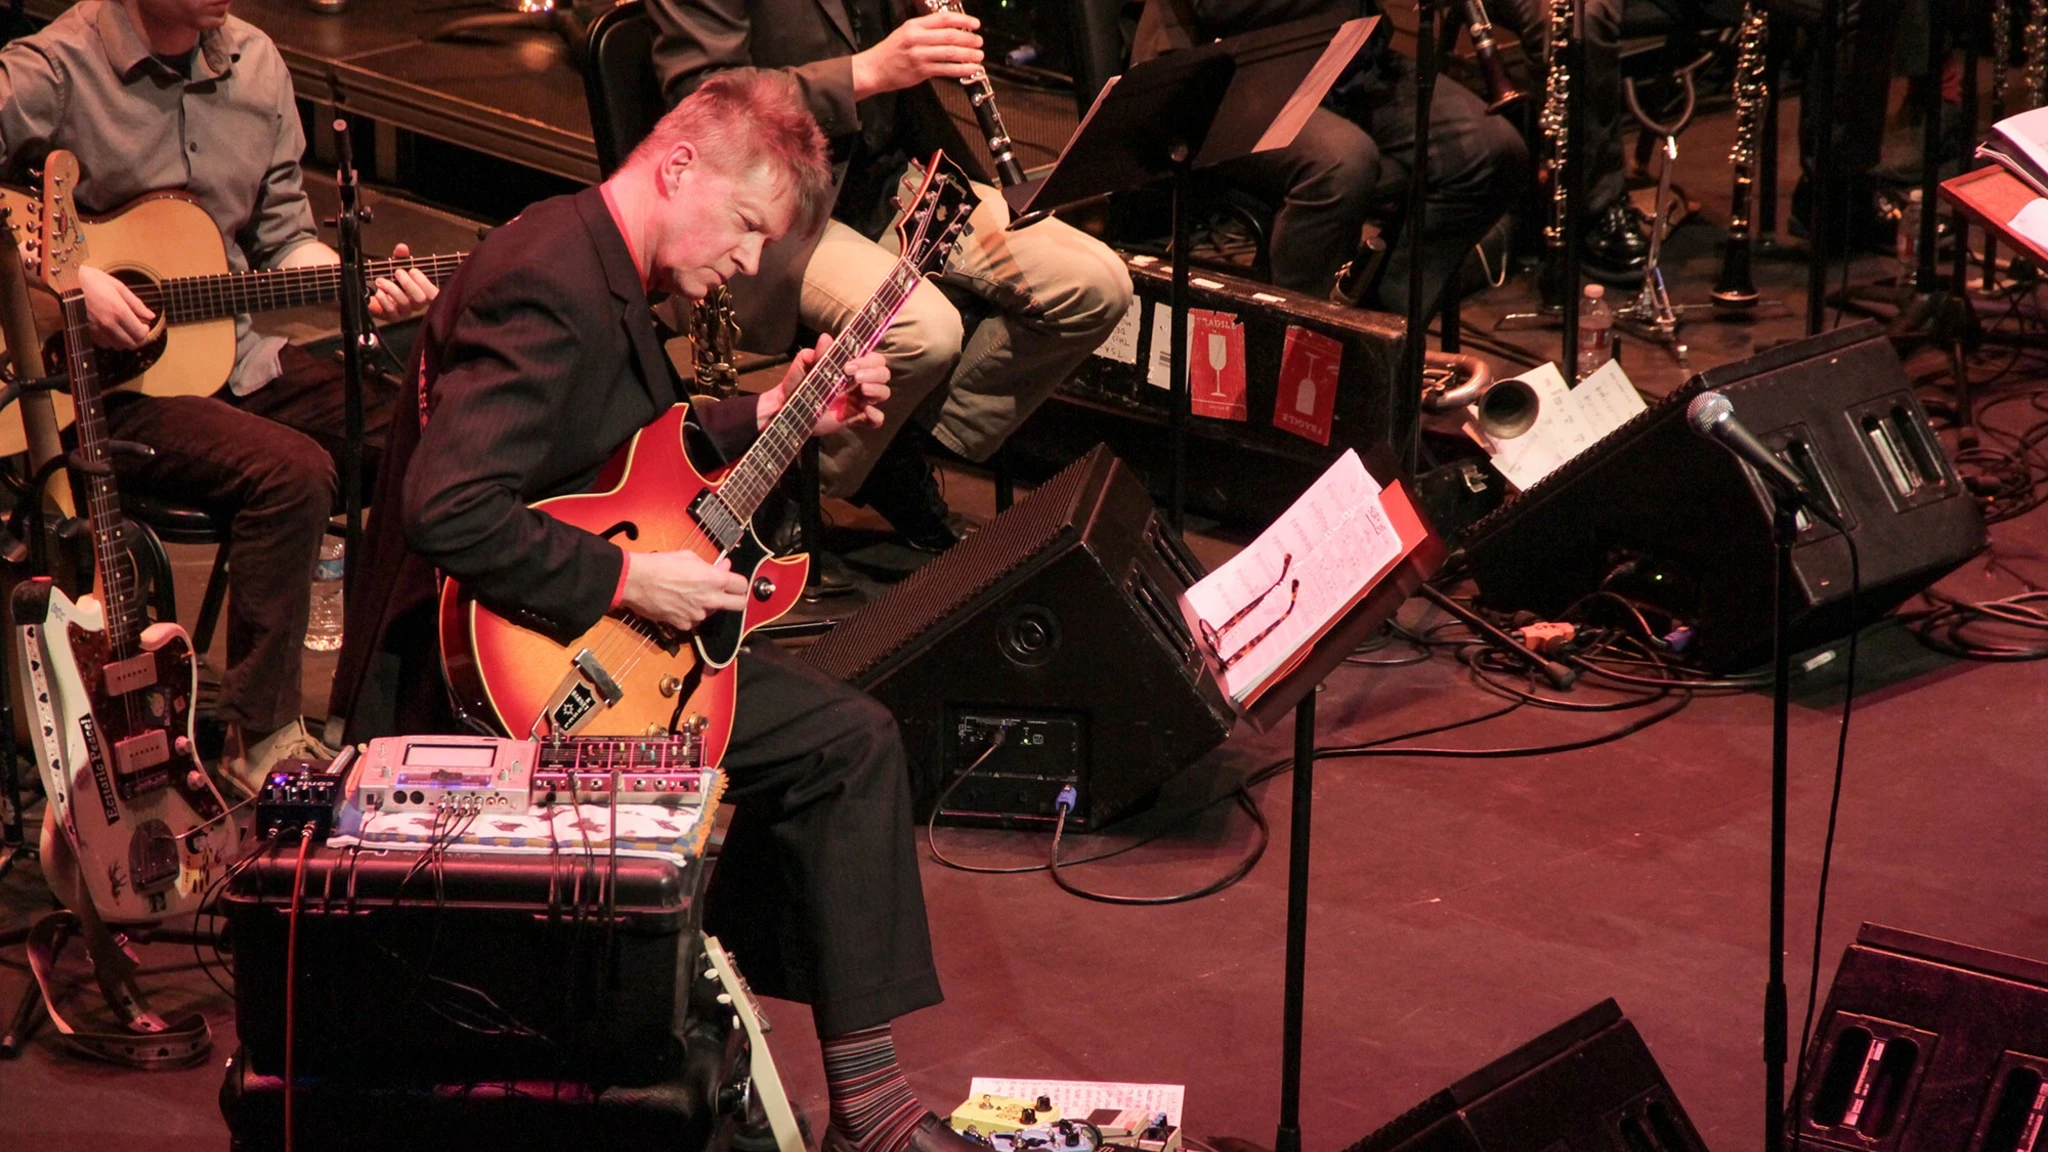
[0,185,465,457]
[440,154,978,759]
[11,153,242,923]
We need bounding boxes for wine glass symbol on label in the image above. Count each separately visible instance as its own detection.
[1295,346,1326,414]
[1207,332,1229,398]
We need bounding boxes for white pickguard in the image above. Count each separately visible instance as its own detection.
[17,586,241,923]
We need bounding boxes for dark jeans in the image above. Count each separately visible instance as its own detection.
[704,643,942,1037]
[106,343,397,733]
[1494,0,1626,217]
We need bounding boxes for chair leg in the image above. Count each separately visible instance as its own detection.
[992,442,1015,514]
[192,548,229,657]
[133,522,179,627]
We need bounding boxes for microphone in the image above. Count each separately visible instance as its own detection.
[1685,391,1843,531]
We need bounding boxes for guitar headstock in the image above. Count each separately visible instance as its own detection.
[37,151,85,295]
[893,152,979,281]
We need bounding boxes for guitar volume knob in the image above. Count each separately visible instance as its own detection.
[658,675,682,698]
[751,576,775,601]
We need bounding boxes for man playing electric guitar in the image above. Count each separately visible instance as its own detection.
[0,0,439,788]
[335,70,990,1152]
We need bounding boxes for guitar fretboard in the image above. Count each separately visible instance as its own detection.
[695,256,928,548]
[130,253,466,325]
[58,292,143,658]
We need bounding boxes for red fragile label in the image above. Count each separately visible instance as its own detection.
[1272,325,1340,445]
[1188,309,1248,421]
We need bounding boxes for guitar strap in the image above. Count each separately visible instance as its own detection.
[24,828,212,1068]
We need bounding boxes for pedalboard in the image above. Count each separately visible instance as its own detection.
[347,733,709,815]
[255,747,355,842]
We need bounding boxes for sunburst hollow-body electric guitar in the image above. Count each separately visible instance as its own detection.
[440,154,978,761]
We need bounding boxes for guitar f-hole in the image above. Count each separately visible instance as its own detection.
[600,521,639,542]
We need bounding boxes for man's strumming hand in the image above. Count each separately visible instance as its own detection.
[78,265,155,350]
[619,549,750,631]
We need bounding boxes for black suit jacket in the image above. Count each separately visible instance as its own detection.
[332,186,757,738]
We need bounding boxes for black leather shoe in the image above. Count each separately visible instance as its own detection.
[822,1115,988,1152]
[1580,201,1648,285]
[852,432,961,555]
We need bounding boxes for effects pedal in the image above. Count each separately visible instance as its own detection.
[953,1094,1062,1139]
[255,746,355,842]
[351,734,533,815]
[529,735,706,806]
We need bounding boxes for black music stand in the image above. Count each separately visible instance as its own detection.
[1212,446,1443,1152]
[1004,14,1377,531]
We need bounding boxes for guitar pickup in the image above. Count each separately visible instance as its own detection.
[534,649,624,738]
[102,653,156,696]
[112,728,172,797]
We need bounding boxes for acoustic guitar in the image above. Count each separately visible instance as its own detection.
[0,185,464,457]
[440,154,977,758]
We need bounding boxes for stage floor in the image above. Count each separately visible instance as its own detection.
[6,51,2048,1152]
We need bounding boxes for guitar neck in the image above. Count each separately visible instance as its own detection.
[130,253,466,325]
[57,292,144,656]
[704,257,926,541]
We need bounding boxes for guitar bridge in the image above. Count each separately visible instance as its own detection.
[534,649,625,738]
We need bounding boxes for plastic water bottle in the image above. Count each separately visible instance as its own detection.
[1576,283,1614,379]
[1896,188,1923,273]
[305,537,344,653]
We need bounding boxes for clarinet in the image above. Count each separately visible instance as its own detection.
[921,0,1026,188]
[690,285,743,399]
[1452,0,1527,114]
[1535,0,1572,305]
[2031,0,2048,108]
[1711,2,1768,308]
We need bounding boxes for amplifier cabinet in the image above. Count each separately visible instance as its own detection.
[1009,252,1407,524]
[225,844,704,1086]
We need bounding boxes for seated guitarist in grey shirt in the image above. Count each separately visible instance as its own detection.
[0,0,438,787]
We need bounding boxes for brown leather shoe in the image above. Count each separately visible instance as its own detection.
[821,1115,989,1152]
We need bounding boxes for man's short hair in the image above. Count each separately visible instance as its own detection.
[626,69,833,233]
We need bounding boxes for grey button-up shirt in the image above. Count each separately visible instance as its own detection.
[0,1,319,393]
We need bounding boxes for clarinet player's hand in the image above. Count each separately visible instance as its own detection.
[850,10,982,101]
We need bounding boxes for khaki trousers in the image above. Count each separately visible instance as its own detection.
[800,167,1133,497]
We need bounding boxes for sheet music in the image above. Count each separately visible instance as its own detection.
[2011,197,2048,252]
[1182,449,1404,702]
[965,1078,1184,1126]
[1475,360,1645,491]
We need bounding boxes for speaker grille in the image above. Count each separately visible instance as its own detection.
[804,446,1117,685]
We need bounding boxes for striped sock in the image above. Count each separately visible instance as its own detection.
[821,1024,930,1152]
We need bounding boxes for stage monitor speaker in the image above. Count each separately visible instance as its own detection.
[1794,923,2048,1152]
[1459,322,1985,671]
[801,445,1233,830]
[1347,999,1708,1152]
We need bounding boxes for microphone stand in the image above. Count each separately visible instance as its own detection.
[1396,0,1441,473]
[329,118,374,605]
[1764,492,1796,1152]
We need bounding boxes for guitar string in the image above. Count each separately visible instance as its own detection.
[128,254,467,324]
[61,290,143,735]
[584,220,944,699]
